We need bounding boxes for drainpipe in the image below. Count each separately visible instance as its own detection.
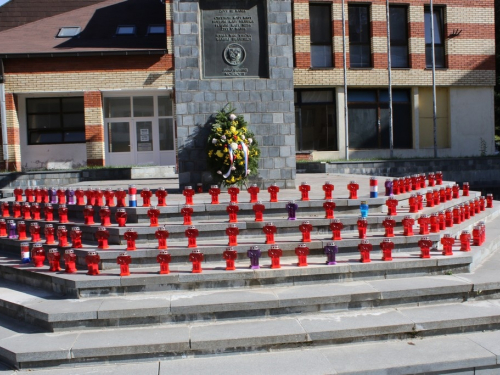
[0,59,8,170]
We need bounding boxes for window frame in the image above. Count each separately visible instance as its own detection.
[347,88,413,149]
[26,97,86,146]
[424,6,446,68]
[389,5,409,68]
[309,3,333,68]
[294,89,337,152]
[348,4,372,69]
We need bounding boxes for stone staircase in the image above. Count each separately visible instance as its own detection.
[0,175,499,373]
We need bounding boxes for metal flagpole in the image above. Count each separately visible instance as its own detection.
[430,0,438,158]
[386,0,394,158]
[342,0,349,160]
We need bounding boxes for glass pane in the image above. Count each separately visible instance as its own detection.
[350,45,371,68]
[104,98,131,118]
[424,10,443,44]
[379,89,410,103]
[64,131,85,143]
[295,108,300,150]
[62,97,84,112]
[393,103,413,148]
[116,26,135,35]
[380,108,390,149]
[299,104,337,151]
[63,113,85,128]
[28,114,61,129]
[30,132,63,144]
[149,25,166,34]
[57,27,80,37]
[133,97,154,117]
[426,45,445,68]
[310,4,332,44]
[348,107,378,148]
[311,45,333,68]
[348,90,376,103]
[390,7,407,43]
[301,91,334,103]
[158,96,173,117]
[391,46,409,68]
[349,6,370,43]
[27,98,60,114]
[136,121,153,152]
[108,122,131,152]
[159,118,174,151]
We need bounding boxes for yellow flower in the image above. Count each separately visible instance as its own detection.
[239,161,244,165]
[216,150,224,158]
[208,150,213,157]
[229,126,236,133]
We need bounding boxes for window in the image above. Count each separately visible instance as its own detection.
[424,7,445,68]
[349,5,371,68]
[295,90,337,151]
[148,25,166,34]
[348,89,412,149]
[158,96,174,151]
[57,27,81,38]
[389,6,409,68]
[27,97,85,145]
[309,4,333,68]
[116,26,136,35]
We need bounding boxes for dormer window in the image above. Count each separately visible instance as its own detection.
[148,25,166,34]
[56,27,81,38]
[116,25,136,35]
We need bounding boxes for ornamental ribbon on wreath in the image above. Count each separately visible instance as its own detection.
[223,140,249,179]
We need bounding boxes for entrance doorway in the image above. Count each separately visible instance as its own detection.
[104,94,175,167]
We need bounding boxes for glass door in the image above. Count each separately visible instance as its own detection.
[135,120,159,165]
[107,121,135,166]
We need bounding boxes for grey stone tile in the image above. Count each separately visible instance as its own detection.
[71,326,189,358]
[467,330,500,361]
[160,350,335,375]
[170,289,279,314]
[0,332,78,363]
[321,336,496,374]
[25,298,103,322]
[17,362,160,375]
[300,309,414,341]
[400,300,500,331]
[97,296,170,319]
[190,318,308,350]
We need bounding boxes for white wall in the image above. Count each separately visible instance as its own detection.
[17,94,87,170]
[449,87,495,157]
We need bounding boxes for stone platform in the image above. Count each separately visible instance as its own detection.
[0,173,499,373]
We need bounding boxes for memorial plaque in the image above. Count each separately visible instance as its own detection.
[200,0,268,78]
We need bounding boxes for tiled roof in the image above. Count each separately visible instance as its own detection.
[0,0,167,56]
[0,0,107,32]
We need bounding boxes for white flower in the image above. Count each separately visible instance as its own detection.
[221,135,226,141]
[231,166,236,171]
[212,138,217,144]
[247,169,251,174]
[229,114,237,121]
[217,170,222,175]
[248,138,253,144]
[241,135,245,140]
[230,143,238,150]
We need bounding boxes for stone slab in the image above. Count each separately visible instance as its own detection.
[170,289,279,314]
[320,335,497,374]
[190,318,308,350]
[71,326,189,358]
[401,300,500,331]
[16,361,160,375]
[97,296,170,319]
[299,309,414,341]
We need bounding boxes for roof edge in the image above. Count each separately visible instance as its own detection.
[0,49,167,59]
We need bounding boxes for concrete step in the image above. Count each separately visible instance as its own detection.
[2,299,500,369]
[0,199,496,270]
[0,250,474,298]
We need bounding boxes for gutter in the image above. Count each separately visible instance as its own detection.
[0,59,8,170]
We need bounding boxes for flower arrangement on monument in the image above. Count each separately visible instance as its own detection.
[207,105,260,186]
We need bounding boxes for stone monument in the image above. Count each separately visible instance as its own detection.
[174,0,295,188]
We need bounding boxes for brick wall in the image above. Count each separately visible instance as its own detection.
[292,0,495,87]
[84,91,105,167]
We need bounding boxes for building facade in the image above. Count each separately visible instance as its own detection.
[0,0,495,187]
